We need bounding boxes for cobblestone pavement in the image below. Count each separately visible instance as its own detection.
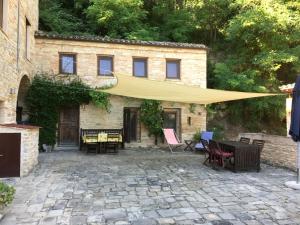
[1,149,300,225]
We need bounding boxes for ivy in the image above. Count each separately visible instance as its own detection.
[140,99,163,145]
[26,75,110,146]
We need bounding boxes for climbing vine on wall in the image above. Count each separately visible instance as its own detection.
[140,99,163,145]
[26,75,110,146]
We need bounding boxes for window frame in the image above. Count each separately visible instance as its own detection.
[132,57,148,78]
[97,55,114,76]
[59,53,77,75]
[166,59,181,79]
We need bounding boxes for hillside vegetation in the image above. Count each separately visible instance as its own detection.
[39,0,300,135]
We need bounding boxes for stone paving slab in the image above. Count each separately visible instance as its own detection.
[1,149,300,225]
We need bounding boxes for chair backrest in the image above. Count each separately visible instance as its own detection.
[239,137,250,144]
[201,131,213,142]
[200,139,210,152]
[208,140,220,153]
[252,139,265,151]
[163,129,180,145]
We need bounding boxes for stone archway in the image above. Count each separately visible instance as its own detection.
[16,75,30,124]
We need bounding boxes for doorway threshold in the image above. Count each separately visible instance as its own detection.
[54,145,79,151]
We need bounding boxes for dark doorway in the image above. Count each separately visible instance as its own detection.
[59,106,79,146]
[0,133,21,177]
[16,75,30,124]
[123,108,141,143]
[163,108,181,140]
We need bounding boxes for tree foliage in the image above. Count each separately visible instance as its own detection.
[38,0,300,134]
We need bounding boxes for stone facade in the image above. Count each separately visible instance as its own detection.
[0,125,39,176]
[0,0,38,123]
[34,37,207,146]
[80,96,207,147]
[239,133,297,170]
[0,0,39,176]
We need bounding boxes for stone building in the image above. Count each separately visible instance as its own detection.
[1,0,208,155]
[0,0,39,176]
[34,32,208,147]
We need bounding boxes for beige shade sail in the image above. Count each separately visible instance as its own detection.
[101,74,281,104]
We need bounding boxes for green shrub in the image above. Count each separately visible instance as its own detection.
[193,130,201,141]
[0,182,15,207]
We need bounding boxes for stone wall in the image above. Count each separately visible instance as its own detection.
[81,96,206,147]
[0,0,39,123]
[239,133,297,170]
[34,38,207,88]
[0,125,39,176]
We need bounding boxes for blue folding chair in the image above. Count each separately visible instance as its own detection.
[195,131,213,150]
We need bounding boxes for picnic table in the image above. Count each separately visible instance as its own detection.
[217,140,261,172]
[80,128,124,153]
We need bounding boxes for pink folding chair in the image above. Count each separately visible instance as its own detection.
[163,128,184,153]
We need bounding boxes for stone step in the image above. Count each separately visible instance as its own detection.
[54,145,79,151]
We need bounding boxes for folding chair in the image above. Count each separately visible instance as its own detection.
[163,128,184,153]
[195,131,213,151]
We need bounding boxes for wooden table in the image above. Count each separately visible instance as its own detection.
[218,141,260,172]
[184,140,195,151]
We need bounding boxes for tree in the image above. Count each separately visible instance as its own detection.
[86,0,156,39]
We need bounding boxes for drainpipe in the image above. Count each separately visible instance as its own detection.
[16,0,20,72]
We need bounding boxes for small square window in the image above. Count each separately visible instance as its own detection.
[59,54,76,74]
[98,56,113,76]
[166,60,180,79]
[133,58,147,77]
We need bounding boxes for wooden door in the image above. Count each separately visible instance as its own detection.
[0,133,21,177]
[59,106,79,145]
[163,109,181,140]
[123,108,140,143]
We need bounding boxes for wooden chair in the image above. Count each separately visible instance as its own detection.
[84,135,99,154]
[210,140,234,168]
[239,137,250,144]
[252,139,265,151]
[201,138,214,165]
[105,133,121,153]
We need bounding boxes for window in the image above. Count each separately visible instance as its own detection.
[98,56,113,76]
[166,59,180,79]
[25,18,31,59]
[133,58,147,77]
[59,53,76,74]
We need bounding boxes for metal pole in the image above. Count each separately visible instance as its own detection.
[297,142,300,184]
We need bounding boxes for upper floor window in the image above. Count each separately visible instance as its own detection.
[133,58,147,77]
[166,59,180,79]
[25,18,31,60]
[59,53,76,74]
[98,56,113,76]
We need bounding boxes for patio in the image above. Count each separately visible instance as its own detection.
[1,149,300,225]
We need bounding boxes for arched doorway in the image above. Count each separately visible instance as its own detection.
[16,75,30,124]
